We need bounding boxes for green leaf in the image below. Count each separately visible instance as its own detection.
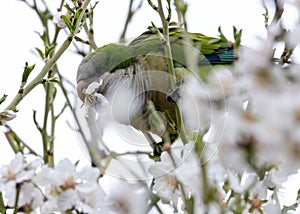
[45,46,55,58]
[22,62,35,85]
[74,8,83,20]
[147,22,159,34]
[72,8,83,32]
[0,94,7,105]
[164,110,177,130]
[46,77,60,84]
[262,6,269,27]
[36,46,55,60]
[185,196,194,214]
[74,36,85,43]
[40,9,53,26]
[91,1,99,10]
[218,26,229,43]
[233,26,242,49]
[281,203,298,214]
[35,47,45,59]
[297,189,300,201]
[35,31,48,44]
[179,2,188,15]
[61,15,73,32]
[51,86,57,103]
[74,160,80,167]
[169,21,178,26]
[148,154,161,161]
[64,3,75,14]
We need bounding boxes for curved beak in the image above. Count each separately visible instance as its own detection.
[77,80,90,101]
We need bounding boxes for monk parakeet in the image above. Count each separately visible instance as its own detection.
[76,28,235,156]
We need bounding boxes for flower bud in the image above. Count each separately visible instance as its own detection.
[0,110,16,125]
[53,12,67,28]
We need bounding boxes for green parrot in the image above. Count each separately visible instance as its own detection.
[76,28,235,156]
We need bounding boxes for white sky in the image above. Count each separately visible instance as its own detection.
[1,0,300,209]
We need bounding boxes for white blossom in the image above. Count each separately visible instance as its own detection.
[148,151,181,207]
[86,80,103,94]
[77,184,111,213]
[0,110,17,125]
[34,159,109,213]
[53,12,67,28]
[0,153,42,212]
[17,182,44,211]
[0,153,41,186]
[148,142,203,211]
[83,80,109,117]
[174,142,201,198]
[107,180,148,214]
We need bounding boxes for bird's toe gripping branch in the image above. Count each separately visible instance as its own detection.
[166,81,182,103]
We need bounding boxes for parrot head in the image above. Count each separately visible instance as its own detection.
[76,43,133,101]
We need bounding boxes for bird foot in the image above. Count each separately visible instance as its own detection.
[166,81,181,103]
[149,141,164,162]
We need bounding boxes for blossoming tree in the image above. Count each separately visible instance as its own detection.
[1,0,300,213]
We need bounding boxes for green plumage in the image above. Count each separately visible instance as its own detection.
[76,28,235,156]
[77,28,234,83]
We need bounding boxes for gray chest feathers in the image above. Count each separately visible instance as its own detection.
[97,57,178,138]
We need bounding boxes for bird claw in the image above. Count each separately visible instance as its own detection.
[153,141,164,157]
[166,81,181,103]
[148,141,164,162]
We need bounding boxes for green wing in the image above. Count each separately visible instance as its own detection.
[129,28,235,67]
[77,28,235,84]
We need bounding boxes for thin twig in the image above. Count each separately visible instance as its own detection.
[279,46,294,65]
[5,0,91,111]
[4,130,19,153]
[119,0,143,42]
[57,71,106,168]
[111,150,150,157]
[55,102,68,119]
[5,37,72,111]
[33,110,42,133]
[147,0,158,11]
[13,183,21,214]
[0,192,6,213]
[5,125,39,156]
